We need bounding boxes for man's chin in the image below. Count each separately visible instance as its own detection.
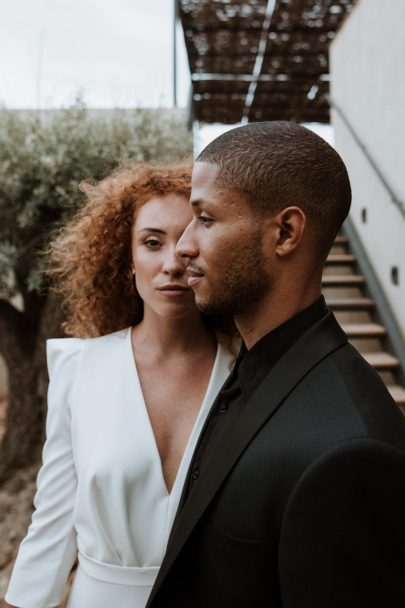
[195,294,217,315]
[194,295,211,313]
[196,295,243,316]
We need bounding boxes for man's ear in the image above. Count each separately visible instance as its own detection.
[273,206,306,256]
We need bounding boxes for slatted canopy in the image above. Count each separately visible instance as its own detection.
[178,0,357,124]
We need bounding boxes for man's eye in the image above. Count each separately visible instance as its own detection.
[198,215,212,224]
[145,239,161,248]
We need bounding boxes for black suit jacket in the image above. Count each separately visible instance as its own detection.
[147,312,405,607]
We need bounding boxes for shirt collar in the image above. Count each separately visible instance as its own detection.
[236,296,328,402]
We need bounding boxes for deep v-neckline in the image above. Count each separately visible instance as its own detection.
[127,328,221,498]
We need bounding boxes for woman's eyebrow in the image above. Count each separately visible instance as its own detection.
[137,227,166,234]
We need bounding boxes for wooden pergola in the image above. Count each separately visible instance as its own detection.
[178,0,357,124]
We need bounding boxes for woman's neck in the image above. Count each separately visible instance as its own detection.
[132,310,216,360]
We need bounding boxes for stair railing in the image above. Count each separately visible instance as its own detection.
[330,98,405,220]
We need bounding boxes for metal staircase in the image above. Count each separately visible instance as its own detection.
[323,235,405,413]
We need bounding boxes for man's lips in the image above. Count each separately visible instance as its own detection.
[187,265,205,286]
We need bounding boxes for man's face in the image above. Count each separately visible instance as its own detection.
[176,161,272,316]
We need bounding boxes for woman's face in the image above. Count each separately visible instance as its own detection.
[131,193,197,320]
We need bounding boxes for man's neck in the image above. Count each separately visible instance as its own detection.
[235,286,322,350]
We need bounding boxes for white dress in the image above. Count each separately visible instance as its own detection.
[5,328,233,608]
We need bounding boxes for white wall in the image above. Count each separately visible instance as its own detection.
[330,0,405,337]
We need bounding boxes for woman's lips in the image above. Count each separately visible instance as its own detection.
[158,286,191,297]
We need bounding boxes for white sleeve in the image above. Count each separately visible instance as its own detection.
[5,338,83,608]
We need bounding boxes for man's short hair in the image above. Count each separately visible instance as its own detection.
[197,121,351,259]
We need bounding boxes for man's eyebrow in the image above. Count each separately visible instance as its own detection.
[137,227,166,234]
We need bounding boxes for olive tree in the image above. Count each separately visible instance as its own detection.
[0,103,192,480]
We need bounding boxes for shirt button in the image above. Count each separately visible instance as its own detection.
[191,466,200,480]
[219,402,228,414]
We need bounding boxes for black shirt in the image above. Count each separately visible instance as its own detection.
[184,296,329,500]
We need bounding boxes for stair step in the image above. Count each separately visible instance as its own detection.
[341,323,387,337]
[327,235,403,412]
[322,275,365,286]
[334,235,348,244]
[387,385,405,406]
[326,297,374,310]
[363,352,400,370]
[326,254,356,264]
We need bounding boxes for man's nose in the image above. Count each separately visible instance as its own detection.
[176,220,198,259]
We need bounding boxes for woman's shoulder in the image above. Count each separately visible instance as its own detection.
[46,327,130,377]
[46,337,84,379]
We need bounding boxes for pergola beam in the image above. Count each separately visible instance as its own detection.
[179,0,357,124]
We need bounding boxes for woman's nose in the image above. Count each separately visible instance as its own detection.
[162,249,187,275]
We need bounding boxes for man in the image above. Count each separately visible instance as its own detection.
[147,121,405,607]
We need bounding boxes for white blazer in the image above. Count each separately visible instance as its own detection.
[5,328,234,608]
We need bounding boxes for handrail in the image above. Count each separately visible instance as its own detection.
[330,98,405,220]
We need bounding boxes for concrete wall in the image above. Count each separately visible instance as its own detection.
[330,0,405,337]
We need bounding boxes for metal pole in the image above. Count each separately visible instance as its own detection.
[173,0,178,107]
[331,98,405,219]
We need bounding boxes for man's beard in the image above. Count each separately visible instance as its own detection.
[196,230,272,316]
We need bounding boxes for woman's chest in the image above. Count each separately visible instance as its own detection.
[70,370,161,488]
[135,358,214,492]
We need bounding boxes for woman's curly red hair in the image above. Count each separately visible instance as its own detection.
[48,162,193,337]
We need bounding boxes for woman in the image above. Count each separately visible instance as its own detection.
[5,162,235,608]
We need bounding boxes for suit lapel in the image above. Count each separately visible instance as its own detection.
[148,312,347,604]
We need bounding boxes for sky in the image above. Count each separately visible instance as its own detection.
[0,0,190,109]
[0,0,333,150]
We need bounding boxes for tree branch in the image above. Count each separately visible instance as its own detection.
[0,299,27,363]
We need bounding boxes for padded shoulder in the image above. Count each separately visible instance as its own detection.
[46,337,84,379]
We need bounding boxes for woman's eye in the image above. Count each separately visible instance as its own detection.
[145,239,161,248]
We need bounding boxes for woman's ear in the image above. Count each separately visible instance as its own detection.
[274,206,306,256]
